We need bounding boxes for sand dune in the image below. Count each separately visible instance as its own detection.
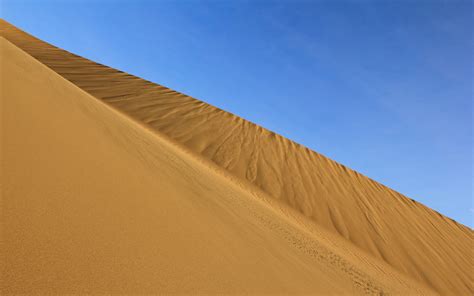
[1,36,432,295]
[1,19,472,294]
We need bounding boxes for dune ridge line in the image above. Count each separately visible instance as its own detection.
[1,19,472,295]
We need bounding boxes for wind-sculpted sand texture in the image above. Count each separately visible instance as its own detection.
[2,36,436,295]
[1,19,472,294]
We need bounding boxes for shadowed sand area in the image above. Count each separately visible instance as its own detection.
[1,19,472,294]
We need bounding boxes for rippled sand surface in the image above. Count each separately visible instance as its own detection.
[1,19,472,295]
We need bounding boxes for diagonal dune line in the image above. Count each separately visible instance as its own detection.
[2,36,437,295]
[1,18,472,295]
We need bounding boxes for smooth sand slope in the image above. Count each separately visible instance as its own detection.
[1,37,435,295]
[1,19,472,294]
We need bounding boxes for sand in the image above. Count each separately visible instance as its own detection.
[1,19,472,294]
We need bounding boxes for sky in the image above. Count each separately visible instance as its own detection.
[2,0,472,227]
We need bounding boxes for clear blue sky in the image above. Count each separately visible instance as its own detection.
[2,0,472,227]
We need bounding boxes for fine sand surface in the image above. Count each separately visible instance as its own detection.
[1,37,434,295]
[1,19,473,294]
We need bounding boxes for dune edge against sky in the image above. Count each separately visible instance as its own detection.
[2,36,442,294]
[1,19,472,295]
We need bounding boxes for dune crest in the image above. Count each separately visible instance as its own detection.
[1,19,472,295]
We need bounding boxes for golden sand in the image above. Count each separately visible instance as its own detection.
[1,19,472,294]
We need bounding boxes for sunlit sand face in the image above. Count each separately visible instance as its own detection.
[1,20,472,295]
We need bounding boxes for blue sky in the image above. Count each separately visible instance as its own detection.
[2,0,472,227]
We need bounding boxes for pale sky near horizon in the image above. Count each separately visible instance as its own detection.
[2,0,472,227]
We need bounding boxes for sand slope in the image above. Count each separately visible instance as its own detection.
[1,37,437,294]
[1,19,472,294]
